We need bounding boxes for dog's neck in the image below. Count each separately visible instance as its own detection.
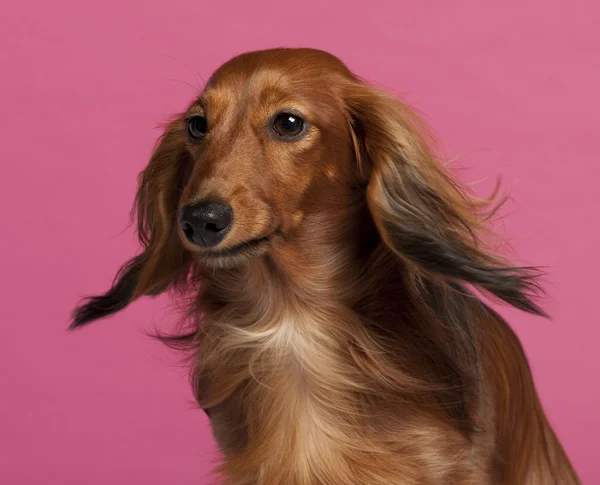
[199,194,383,320]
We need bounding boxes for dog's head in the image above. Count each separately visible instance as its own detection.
[71,48,543,328]
[172,49,360,268]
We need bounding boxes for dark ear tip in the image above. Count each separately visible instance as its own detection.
[67,302,96,330]
[67,255,145,332]
[68,293,127,330]
[67,316,86,331]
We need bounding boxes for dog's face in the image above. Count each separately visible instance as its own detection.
[173,50,357,267]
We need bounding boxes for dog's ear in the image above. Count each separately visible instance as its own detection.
[70,117,192,329]
[345,84,545,316]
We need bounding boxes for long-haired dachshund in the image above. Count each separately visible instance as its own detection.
[71,48,579,484]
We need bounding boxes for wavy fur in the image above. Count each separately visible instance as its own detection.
[71,48,579,485]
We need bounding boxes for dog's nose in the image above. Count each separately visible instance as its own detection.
[179,200,233,247]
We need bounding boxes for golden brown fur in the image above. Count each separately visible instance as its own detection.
[71,48,580,484]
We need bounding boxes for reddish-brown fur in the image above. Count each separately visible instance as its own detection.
[72,48,580,484]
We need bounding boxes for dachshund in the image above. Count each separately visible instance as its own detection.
[71,48,580,485]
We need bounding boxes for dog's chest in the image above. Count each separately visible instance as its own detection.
[205,312,477,484]
[206,312,362,478]
[235,313,329,398]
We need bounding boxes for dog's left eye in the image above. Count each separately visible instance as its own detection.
[187,116,208,140]
[272,113,305,139]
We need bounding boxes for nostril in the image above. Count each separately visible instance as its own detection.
[182,221,195,238]
[205,222,220,233]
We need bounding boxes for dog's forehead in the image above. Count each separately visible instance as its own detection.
[210,48,350,81]
[196,49,353,120]
[204,49,351,97]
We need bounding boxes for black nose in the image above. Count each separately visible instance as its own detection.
[179,200,233,247]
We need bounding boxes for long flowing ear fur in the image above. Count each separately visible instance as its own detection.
[346,84,546,316]
[70,117,192,329]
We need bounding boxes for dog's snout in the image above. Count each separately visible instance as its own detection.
[179,200,233,247]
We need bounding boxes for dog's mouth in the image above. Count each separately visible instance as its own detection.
[198,229,281,265]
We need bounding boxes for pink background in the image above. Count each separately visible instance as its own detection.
[1,0,598,483]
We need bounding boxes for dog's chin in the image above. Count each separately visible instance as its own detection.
[195,232,279,269]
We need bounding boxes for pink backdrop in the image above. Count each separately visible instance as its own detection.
[1,0,598,483]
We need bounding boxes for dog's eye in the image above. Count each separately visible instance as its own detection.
[272,113,305,139]
[187,116,208,140]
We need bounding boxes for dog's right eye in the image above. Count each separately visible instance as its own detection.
[187,116,208,140]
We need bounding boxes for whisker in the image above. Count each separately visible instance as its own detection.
[164,78,202,94]
[160,54,206,90]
